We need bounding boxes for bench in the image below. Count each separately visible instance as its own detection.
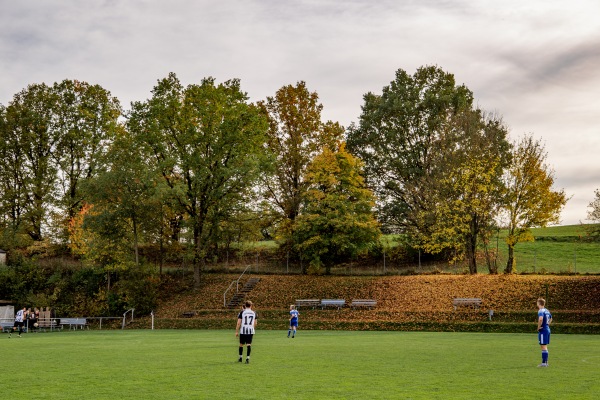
[295,299,321,309]
[37,318,61,331]
[59,318,88,330]
[351,299,377,309]
[1,321,13,333]
[452,298,482,311]
[320,299,346,309]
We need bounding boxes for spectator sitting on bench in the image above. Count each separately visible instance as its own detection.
[28,308,39,331]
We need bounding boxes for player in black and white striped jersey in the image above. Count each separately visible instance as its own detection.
[235,300,257,363]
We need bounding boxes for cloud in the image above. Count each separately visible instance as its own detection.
[1,0,599,225]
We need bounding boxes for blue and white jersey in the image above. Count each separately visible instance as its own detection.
[538,307,552,330]
[15,309,24,323]
[290,309,299,322]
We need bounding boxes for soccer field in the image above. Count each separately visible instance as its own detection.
[1,330,598,399]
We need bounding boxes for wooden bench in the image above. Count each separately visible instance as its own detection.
[295,299,321,309]
[320,299,346,309]
[182,311,197,318]
[37,318,61,331]
[351,299,377,309]
[59,318,88,330]
[452,298,482,311]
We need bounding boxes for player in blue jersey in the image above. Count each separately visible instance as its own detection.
[288,305,299,338]
[536,298,552,367]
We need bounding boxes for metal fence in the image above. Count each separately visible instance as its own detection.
[163,243,600,276]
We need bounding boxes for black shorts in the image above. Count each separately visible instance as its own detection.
[14,321,24,328]
[239,334,253,345]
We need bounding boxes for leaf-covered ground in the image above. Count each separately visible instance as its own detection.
[157,274,600,318]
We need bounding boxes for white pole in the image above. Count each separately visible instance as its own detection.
[151,311,154,330]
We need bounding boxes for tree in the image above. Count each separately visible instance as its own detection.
[502,135,568,273]
[416,111,510,274]
[0,80,121,245]
[347,66,511,273]
[51,80,122,223]
[80,127,164,267]
[0,84,57,241]
[346,66,474,236]
[293,143,381,274]
[128,73,268,287]
[585,190,600,240]
[258,82,343,244]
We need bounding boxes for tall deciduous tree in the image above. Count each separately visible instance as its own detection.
[80,127,164,267]
[258,82,343,243]
[346,66,474,236]
[128,73,268,287]
[0,80,121,245]
[502,135,567,273]
[0,84,57,241]
[293,143,380,274]
[417,111,510,274]
[52,80,122,222]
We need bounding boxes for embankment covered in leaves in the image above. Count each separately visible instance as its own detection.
[149,274,600,333]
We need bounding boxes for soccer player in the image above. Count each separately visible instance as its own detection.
[236,300,257,364]
[536,298,552,367]
[9,306,27,338]
[288,305,299,338]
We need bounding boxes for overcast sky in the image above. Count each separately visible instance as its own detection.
[1,0,599,225]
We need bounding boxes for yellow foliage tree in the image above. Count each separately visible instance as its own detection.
[502,135,568,273]
[293,143,381,274]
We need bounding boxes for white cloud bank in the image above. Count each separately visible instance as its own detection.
[1,0,599,224]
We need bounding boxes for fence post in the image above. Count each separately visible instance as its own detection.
[383,249,386,274]
[286,252,289,274]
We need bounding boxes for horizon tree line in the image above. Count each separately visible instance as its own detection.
[0,66,567,283]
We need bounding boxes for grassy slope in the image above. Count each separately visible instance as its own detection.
[494,224,600,273]
[235,224,600,273]
[1,330,598,399]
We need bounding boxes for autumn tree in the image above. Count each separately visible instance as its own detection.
[346,66,474,237]
[128,73,268,287]
[586,190,600,239]
[502,135,567,273]
[258,82,343,244]
[80,127,165,267]
[347,66,511,273]
[417,111,510,274]
[293,143,381,274]
[0,80,121,245]
[52,80,122,223]
[0,84,57,241]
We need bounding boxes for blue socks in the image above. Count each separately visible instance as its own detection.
[542,350,548,363]
[287,329,291,337]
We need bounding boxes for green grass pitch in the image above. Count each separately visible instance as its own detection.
[1,330,598,399]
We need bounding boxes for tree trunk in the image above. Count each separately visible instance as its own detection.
[132,214,139,267]
[466,234,478,275]
[505,245,515,273]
